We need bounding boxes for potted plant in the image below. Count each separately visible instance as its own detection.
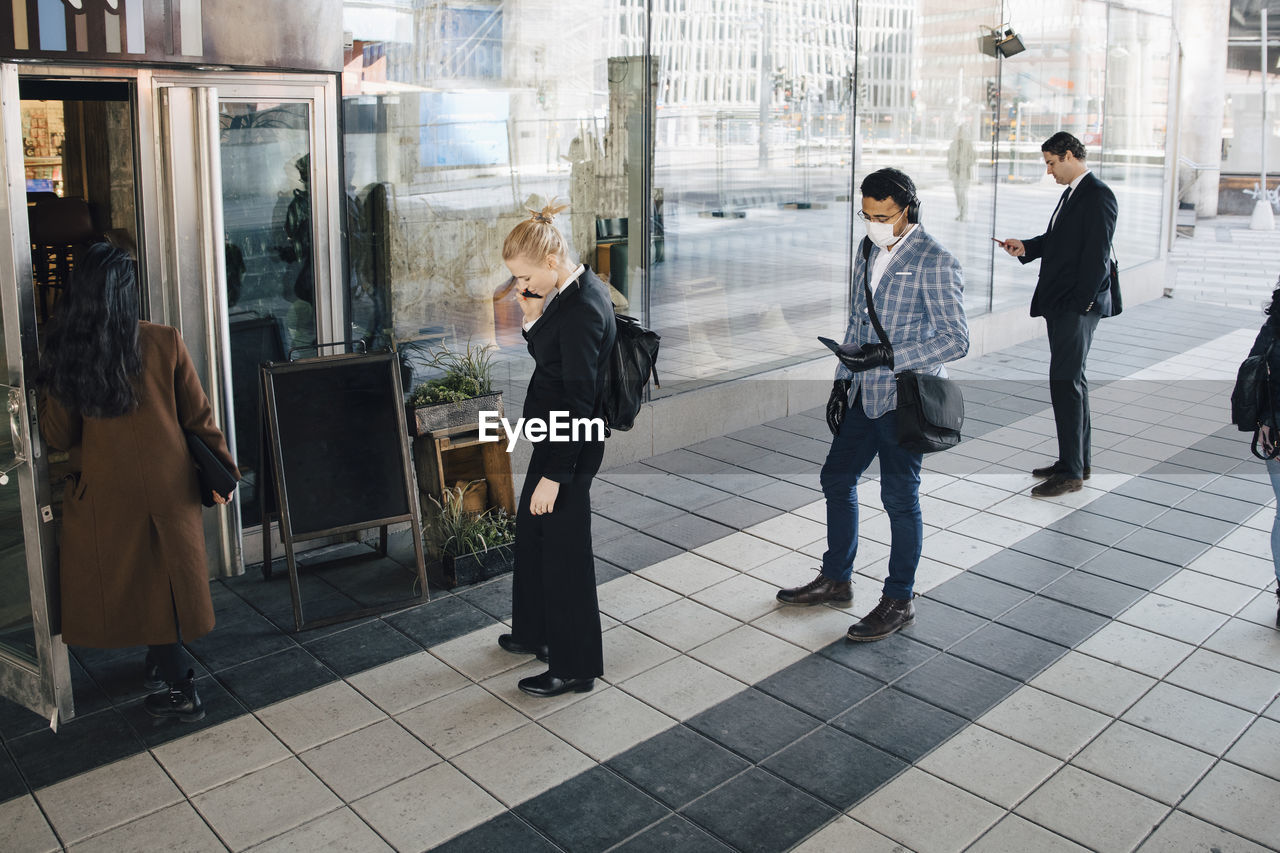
[425,482,516,589]
[404,340,503,436]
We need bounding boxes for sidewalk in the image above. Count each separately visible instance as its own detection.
[2,250,1279,852]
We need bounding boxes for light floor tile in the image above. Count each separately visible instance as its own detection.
[601,623,681,683]
[0,795,62,853]
[1155,570,1259,615]
[351,763,504,851]
[451,723,595,807]
[193,758,341,851]
[793,499,829,523]
[694,531,792,570]
[690,624,810,684]
[1218,526,1271,558]
[1121,683,1255,755]
[850,768,1003,853]
[428,622,527,681]
[1137,810,1276,853]
[300,719,440,802]
[541,686,677,761]
[395,683,527,758]
[480,658,600,719]
[1030,651,1157,717]
[1224,716,1280,781]
[257,681,386,753]
[629,598,741,651]
[618,655,744,720]
[908,557,963,594]
[1016,766,1168,853]
[947,512,1039,548]
[596,574,682,622]
[636,552,738,595]
[692,572,787,623]
[928,480,1012,511]
[745,514,829,549]
[1077,622,1195,678]
[1072,721,1214,805]
[1165,648,1280,712]
[747,550,824,587]
[988,493,1078,527]
[1185,548,1277,589]
[245,808,392,853]
[921,530,1003,570]
[751,603,856,651]
[967,815,1091,853]
[1203,617,1280,674]
[67,802,223,853]
[348,651,470,715]
[1181,762,1280,849]
[792,816,908,853]
[36,753,182,845]
[918,726,1060,809]
[1117,595,1229,646]
[978,687,1110,760]
[1235,590,1280,629]
[153,715,291,797]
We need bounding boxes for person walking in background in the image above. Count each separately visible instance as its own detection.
[1246,284,1280,628]
[497,202,617,696]
[776,168,969,641]
[39,243,237,723]
[946,126,977,222]
[998,131,1117,498]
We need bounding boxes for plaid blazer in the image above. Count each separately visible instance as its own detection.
[836,227,969,419]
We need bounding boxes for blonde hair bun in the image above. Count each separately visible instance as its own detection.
[527,201,569,225]
[504,199,572,262]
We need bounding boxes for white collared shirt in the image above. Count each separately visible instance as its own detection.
[1049,169,1090,229]
[522,264,585,331]
[869,224,917,295]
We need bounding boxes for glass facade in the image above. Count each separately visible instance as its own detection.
[341,0,1175,395]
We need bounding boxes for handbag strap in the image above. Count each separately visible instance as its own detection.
[859,237,891,350]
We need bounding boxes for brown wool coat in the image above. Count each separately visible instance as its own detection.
[39,322,238,648]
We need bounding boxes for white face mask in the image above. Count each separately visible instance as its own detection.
[864,207,907,248]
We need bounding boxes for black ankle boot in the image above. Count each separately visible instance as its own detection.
[145,671,205,722]
[142,652,165,691]
[846,595,916,642]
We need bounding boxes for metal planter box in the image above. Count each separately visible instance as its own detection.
[434,545,515,590]
[409,391,503,436]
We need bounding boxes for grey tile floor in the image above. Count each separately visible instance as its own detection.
[4,240,1280,851]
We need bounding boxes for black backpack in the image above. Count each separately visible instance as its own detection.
[1231,336,1279,459]
[602,314,660,432]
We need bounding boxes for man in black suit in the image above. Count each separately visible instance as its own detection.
[999,132,1117,498]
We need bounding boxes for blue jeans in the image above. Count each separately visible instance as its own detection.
[1269,458,1280,589]
[820,400,923,600]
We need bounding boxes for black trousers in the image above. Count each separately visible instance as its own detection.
[1045,308,1101,479]
[511,440,605,679]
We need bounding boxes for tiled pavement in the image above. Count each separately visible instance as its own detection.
[3,294,1280,852]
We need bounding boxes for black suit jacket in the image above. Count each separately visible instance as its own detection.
[522,266,617,483]
[1020,171,1118,318]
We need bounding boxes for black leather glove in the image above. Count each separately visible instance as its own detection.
[826,379,851,436]
[835,342,894,373]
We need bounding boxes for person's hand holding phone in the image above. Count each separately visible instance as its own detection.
[994,237,1025,258]
[515,284,547,324]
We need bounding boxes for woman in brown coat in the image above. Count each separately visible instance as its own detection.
[38,243,237,722]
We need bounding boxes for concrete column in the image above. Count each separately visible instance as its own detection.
[1176,0,1230,218]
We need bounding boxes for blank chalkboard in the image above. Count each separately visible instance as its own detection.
[261,352,414,538]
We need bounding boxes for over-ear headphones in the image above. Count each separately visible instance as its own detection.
[884,173,921,224]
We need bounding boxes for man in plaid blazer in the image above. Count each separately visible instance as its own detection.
[777,168,969,641]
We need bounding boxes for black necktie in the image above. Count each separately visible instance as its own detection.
[1049,187,1071,230]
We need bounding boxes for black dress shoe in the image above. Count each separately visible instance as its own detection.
[517,671,594,697]
[1031,462,1090,480]
[144,671,205,722]
[1031,474,1084,498]
[777,572,854,607]
[846,595,916,642]
[498,634,549,663]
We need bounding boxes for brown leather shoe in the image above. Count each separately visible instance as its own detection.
[1031,474,1084,498]
[1031,462,1090,480]
[777,572,853,607]
[846,595,915,642]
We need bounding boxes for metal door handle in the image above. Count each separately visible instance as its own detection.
[2,387,26,484]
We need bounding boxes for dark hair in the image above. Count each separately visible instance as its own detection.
[39,243,142,418]
[860,168,917,210]
[1041,131,1086,161]
[1266,283,1280,330]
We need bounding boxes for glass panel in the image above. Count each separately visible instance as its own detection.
[0,389,36,662]
[220,101,314,528]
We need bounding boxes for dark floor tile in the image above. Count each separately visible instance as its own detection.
[900,599,989,649]
[591,480,645,512]
[591,513,633,545]
[645,514,737,550]
[595,495,685,528]
[646,449,729,477]
[0,748,27,804]
[949,623,1068,682]
[611,815,733,853]
[431,812,559,853]
[1078,492,1168,527]
[314,554,425,610]
[653,478,733,511]
[1175,491,1264,524]
[185,611,296,672]
[1146,509,1238,545]
[831,688,967,763]
[756,655,881,721]
[764,725,907,811]
[607,725,750,809]
[1039,571,1147,618]
[0,697,49,743]
[215,646,337,710]
[515,766,669,853]
[1046,512,1139,547]
[686,437,773,466]
[1200,474,1276,505]
[1113,477,1196,508]
[1077,549,1182,591]
[456,574,515,621]
[593,531,686,572]
[681,767,836,853]
[7,707,144,789]
[819,632,938,683]
[1142,463,1219,491]
[687,688,820,763]
[740,480,822,511]
[694,496,784,530]
[595,560,627,584]
[121,676,245,748]
[303,619,422,677]
[384,596,495,649]
[997,596,1109,647]
[259,586,381,635]
[1011,529,1107,568]
[740,452,821,480]
[1114,527,1210,568]
[1165,448,1240,473]
[894,654,1021,719]
[963,551,1071,594]
[924,572,1032,619]
[74,646,207,706]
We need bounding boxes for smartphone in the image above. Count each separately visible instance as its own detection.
[991,237,1008,247]
[519,288,543,299]
[817,336,842,354]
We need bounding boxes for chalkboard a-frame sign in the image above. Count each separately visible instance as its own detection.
[260,351,428,630]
